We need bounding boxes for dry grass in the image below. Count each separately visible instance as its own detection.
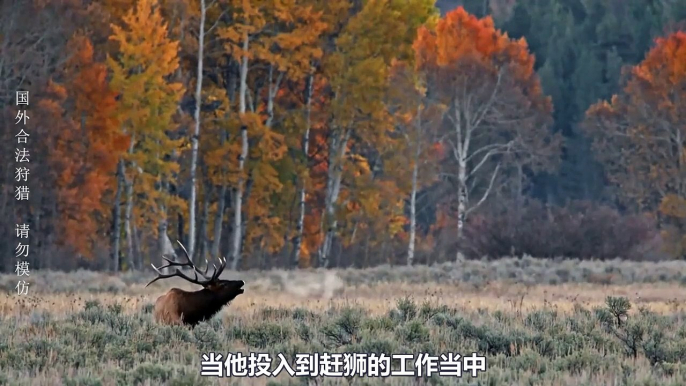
[3,257,686,385]
[3,281,686,318]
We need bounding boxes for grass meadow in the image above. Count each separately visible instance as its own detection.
[3,256,686,385]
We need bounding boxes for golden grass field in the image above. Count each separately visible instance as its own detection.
[3,280,686,318]
[3,257,686,385]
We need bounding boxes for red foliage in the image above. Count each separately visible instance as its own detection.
[48,35,129,257]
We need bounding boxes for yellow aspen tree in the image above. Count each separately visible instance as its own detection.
[107,0,185,269]
[217,0,325,269]
[315,0,438,267]
[387,59,445,266]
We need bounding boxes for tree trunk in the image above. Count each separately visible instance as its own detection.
[238,171,254,258]
[199,177,210,262]
[319,129,350,267]
[211,60,238,262]
[111,159,124,271]
[158,180,170,265]
[230,33,250,270]
[457,161,467,240]
[124,136,135,271]
[124,176,135,270]
[133,219,142,269]
[211,183,227,259]
[155,216,167,262]
[188,0,207,260]
[407,105,422,267]
[177,212,184,247]
[264,64,282,128]
[159,232,177,274]
[292,72,313,269]
[408,153,419,267]
[233,65,281,266]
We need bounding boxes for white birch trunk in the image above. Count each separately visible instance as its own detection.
[161,233,176,256]
[446,77,505,260]
[211,183,227,258]
[319,129,350,267]
[234,65,280,259]
[292,72,314,268]
[160,232,177,274]
[188,0,207,261]
[456,99,469,241]
[211,127,228,259]
[230,34,250,270]
[199,181,210,261]
[407,106,422,266]
[457,161,467,239]
[264,64,282,129]
[157,180,169,267]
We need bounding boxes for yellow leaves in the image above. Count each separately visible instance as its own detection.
[108,0,184,131]
[253,161,284,194]
[242,161,287,255]
[237,111,287,162]
[388,212,408,237]
[386,56,443,195]
[348,154,371,178]
[344,178,407,243]
[270,1,327,74]
[206,141,242,185]
[270,0,438,264]
[107,0,185,243]
[217,0,268,60]
[321,0,437,138]
[238,110,262,128]
[660,195,686,219]
[109,0,180,76]
[218,0,327,81]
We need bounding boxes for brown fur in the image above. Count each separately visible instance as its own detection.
[146,240,244,327]
[152,281,244,326]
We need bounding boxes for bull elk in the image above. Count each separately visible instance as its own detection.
[145,241,245,326]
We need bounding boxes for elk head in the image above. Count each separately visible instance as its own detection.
[145,241,244,327]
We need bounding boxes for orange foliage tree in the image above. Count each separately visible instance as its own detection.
[584,31,686,257]
[413,7,559,254]
[44,35,129,258]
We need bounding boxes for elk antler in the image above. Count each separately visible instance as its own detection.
[145,240,227,287]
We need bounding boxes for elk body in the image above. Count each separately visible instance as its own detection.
[146,241,245,327]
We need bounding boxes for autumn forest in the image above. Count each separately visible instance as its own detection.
[2,0,686,273]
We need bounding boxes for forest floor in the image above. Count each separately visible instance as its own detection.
[2,256,686,385]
